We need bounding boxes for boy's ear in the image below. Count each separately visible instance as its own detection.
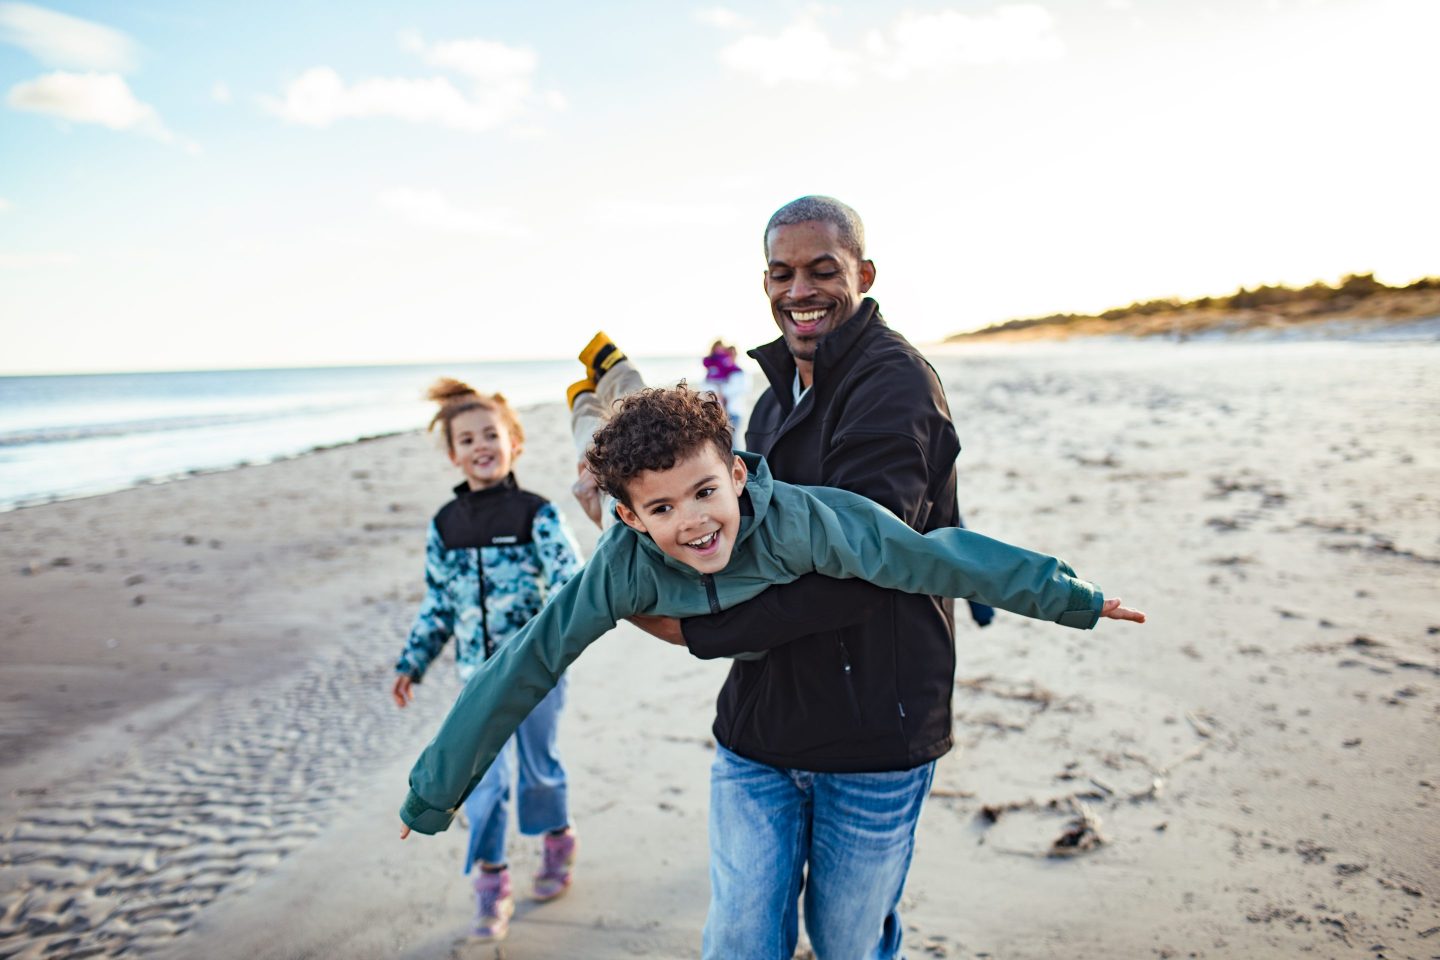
[730,454,747,494]
[614,501,647,534]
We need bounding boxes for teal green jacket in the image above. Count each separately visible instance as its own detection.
[401,452,1103,834]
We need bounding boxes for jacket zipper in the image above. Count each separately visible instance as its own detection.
[700,574,721,615]
[838,640,862,723]
[478,548,494,659]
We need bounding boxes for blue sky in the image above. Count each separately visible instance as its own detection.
[1,0,1436,373]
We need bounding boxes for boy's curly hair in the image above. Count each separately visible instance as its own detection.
[586,384,733,506]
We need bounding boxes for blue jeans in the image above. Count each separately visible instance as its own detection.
[461,674,570,872]
[702,744,935,960]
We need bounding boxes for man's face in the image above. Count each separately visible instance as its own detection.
[614,445,748,576]
[764,220,876,363]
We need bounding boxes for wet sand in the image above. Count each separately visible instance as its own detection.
[1,340,1437,959]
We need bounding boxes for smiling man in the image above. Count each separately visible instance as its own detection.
[669,196,972,960]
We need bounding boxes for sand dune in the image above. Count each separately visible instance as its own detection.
[2,340,1436,959]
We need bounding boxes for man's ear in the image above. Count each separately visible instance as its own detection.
[614,501,647,534]
[858,258,876,293]
[731,454,748,494]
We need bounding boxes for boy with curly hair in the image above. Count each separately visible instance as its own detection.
[399,347,1143,838]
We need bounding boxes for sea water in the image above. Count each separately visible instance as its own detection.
[0,357,704,510]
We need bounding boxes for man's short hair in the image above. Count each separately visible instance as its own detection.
[763,195,866,261]
[586,385,733,506]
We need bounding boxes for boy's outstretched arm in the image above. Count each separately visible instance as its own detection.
[804,486,1140,630]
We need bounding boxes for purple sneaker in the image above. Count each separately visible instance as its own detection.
[472,868,514,941]
[533,828,577,901]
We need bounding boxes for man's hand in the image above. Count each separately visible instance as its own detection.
[391,674,416,708]
[627,614,686,646]
[572,463,603,529]
[1100,598,1146,623]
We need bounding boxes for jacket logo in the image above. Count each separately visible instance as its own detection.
[490,536,518,545]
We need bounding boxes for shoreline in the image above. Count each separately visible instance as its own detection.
[0,395,567,515]
[9,328,1439,515]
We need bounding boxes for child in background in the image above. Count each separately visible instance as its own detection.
[702,338,740,383]
[391,378,584,942]
[701,340,748,430]
[399,364,1145,838]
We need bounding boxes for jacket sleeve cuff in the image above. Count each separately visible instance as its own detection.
[400,787,458,835]
[1055,580,1103,630]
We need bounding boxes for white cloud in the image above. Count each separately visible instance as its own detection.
[695,7,752,30]
[719,17,861,87]
[0,2,137,71]
[0,250,76,269]
[377,186,527,238]
[211,81,231,103]
[272,68,521,132]
[403,32,537,83]
[271,31,558,134]
[720,4,1064,86]
[0,197,11,213]
[8,70,170,135]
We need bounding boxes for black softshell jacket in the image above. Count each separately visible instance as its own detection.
[684,299,963,772]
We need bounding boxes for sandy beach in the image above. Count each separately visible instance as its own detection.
[2,339,1437,960]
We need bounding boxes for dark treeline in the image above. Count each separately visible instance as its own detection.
[961,273,1440,338]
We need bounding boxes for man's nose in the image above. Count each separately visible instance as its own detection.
[787,275,815,301]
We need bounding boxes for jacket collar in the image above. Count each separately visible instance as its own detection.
[452,472,520,502]
[750,297,883,409]
[611,450,773,577]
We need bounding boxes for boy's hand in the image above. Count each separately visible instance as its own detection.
[1101,598,1146,623]
[400,825,411,840]
[627,614,686,646]
[391,674,416,708]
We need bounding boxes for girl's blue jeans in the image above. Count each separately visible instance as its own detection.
[702,743,935,960]
[461,674,570,872]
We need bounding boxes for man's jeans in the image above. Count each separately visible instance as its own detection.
[702,744,935,960]
[461,675,570,872]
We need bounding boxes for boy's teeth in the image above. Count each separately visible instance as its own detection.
[687,531,717,548]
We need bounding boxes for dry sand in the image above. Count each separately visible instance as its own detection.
[1,340,1437,959]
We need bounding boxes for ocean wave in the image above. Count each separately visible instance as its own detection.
[0,405,373,448]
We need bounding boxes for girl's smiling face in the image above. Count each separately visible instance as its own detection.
[614,445,747,575]
[448,407,519,490]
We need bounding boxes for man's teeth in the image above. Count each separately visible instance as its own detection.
[790,309,825,322]
[686,531,718,548]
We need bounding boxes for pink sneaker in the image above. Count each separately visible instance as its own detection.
[533,828,577,901]
[472,868,514,941]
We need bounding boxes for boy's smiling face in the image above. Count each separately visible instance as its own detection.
[614,444,747,575]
